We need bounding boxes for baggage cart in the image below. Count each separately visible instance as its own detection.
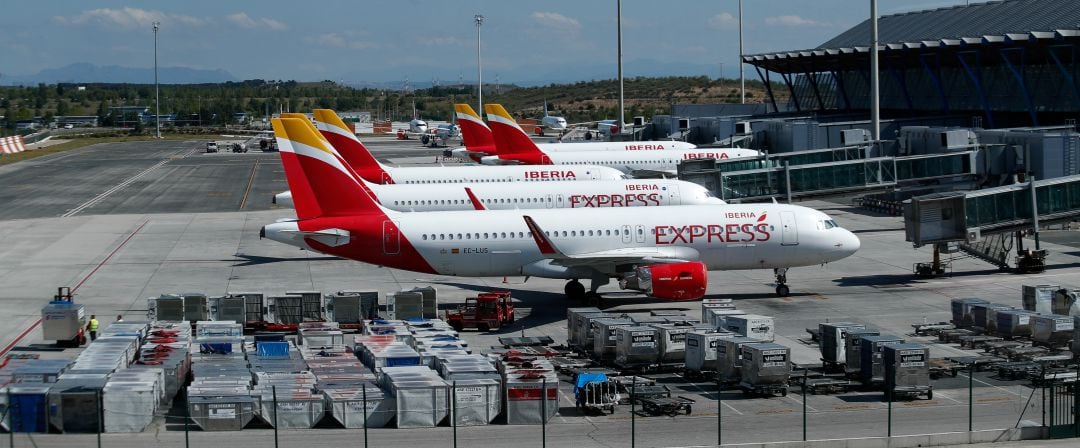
[573,372,619,414]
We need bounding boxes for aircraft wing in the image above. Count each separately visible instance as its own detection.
[522,216,699,268]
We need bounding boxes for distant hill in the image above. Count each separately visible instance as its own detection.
[4,63,238,85]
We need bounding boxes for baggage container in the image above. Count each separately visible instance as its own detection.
[615,326,660,366]
[1053,289,1080,316]
[859,334,904,385]
[323,383,394,428]
[255,390,325,429]
[701,298,735,316]
[502,374,558,425]
[387,378,449,428]
[403,286,438,319]
[575,312,617,352]
[41,300,86,342]
[47,378,106,433]
[224,292,265,324]
[705,309,746,329]
[284,291,324,321]
[566,307,604,349]
[841,328,879,376]
[150,295,185,322]
[182,293,209,322]
[650,323,710,363]
[386,291,424,320]
[325,291,379,324]
[685,330,734,374]
[11,359,70,383]
[883,343,932,399]
[103,379,159,432]
[972,303,1014,333]
[187,395,258,431]
[1031,314,1074,345]
[717,337,755,384]
[0,385,51,433]
[739,343,790,396]
[1023,284,1059,315]
[724,314,774,342]
[210,295,246,323]
[448,378,501,426]
[591,318,634,360]
[996,309,1037,338]
[819,322,867,365]
[950,298,987,328]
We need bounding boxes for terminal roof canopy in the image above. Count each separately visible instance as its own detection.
[744,0,1080,73]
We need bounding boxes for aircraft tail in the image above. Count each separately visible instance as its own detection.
[272,117,384,218]
[312,109,395,184]
[484,104,545,157]
[453,104,496,154]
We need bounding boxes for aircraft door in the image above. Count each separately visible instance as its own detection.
[780,211,799,246]
[545,194,554,208]
[621,225,632,244]
[665,184,680,205]
[382,220,401,254]
[635,225,646,243]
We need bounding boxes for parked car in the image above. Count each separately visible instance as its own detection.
[206,141,218,153]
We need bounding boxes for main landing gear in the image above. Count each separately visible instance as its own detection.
[774,268,791,297]
[565,277,608,307]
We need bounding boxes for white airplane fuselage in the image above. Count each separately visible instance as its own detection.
[274,178,724,210]
[480,147,761,173]
[263,203,859,278]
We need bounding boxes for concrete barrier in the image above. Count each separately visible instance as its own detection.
[681,426,1046,448]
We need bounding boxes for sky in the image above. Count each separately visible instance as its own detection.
[0,0,976,85]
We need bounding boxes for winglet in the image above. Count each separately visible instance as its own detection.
[522,215,564,256]
[464,187,487,211]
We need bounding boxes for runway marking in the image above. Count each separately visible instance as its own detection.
[0,219,148,357]
[238,158,260,210]
[60,158,174,218]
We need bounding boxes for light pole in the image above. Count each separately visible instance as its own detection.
[738,0,745,104]
[617,0,624,133]
[870,0,881,141]
[153,21,161,138]
[474,14,485,114]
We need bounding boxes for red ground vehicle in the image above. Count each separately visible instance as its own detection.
[445,291,515,332]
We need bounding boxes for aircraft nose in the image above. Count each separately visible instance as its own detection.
[834,230,860,258]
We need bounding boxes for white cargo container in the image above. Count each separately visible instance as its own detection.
[41,301,85,343]
[685,331,733,374]
[705,309,746,329]
[724,314,774,342]
[1031,314,1074,345]
[1023,284,1059,315]
[386,291,424,320]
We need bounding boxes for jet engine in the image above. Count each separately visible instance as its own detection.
[618,261,707,301]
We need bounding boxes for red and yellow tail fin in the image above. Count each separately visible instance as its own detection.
[312,109,395,184]
[484,104,544,158]
[454,104,496,154]
[273,117,384,217]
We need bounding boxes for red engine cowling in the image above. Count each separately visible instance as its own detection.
[623,262,707,301]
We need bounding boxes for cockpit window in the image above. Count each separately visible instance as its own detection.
[823,219,839,229]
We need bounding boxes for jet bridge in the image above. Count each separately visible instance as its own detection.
[904,174,1080,275]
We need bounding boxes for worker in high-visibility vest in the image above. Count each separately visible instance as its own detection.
[87,315,99,341]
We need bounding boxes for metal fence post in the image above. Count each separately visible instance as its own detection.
[272,385,279,448]
[7,388,13,448]
[362,385,369,448]
[97,388,103,448]
[802,369,808,441]
[541,378,547,448]
[452,380,458,448]
[968,362,974,432]
[631,376,636,448]
[184,395,190,448]
[1041,364,1046,428]
[887,386,892,438]
[717,372,722,447]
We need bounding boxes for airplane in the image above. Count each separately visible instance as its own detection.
[273,177,725,210]
[479,104,762,175]
[304,109,625,185]
[261,117,860,301]
[449,104,698,163]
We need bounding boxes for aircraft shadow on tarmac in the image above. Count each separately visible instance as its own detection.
[231,253,341,267]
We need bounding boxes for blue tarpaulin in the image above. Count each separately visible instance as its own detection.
[574,373,609,397]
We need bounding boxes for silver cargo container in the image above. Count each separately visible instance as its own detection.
[591,318,634,360]
[323,384,394,428]
[403,286,438,319]
[819,322,867,365]
[41,301,85,342]
[1053,289,1080,316]
[1030,314,1074,345]
[685,331,733,374]
[615,326,660,366]
[859,335,904,385]
[1023,285,1058,315]
[565,307,605,349]
[971,303,1013,333]
[448,378,501,426]
[883,343,931,399]
[182,293,209,322]
[386,291,424,320]
[843,329,880,376]
[718,337,755,383]
[210,295,246,323]
[996,309,1037,338]
[150,295,185,321]
[739,343,791,387]
[705,309,746,329]
[188,395,258,431]
[325,291,379,324]
[950,298,987,328]
[650,323,709,363]
[725,314,774,342]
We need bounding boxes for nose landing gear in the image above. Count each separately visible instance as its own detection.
[565,276,609,307]
[774,268,791,297]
